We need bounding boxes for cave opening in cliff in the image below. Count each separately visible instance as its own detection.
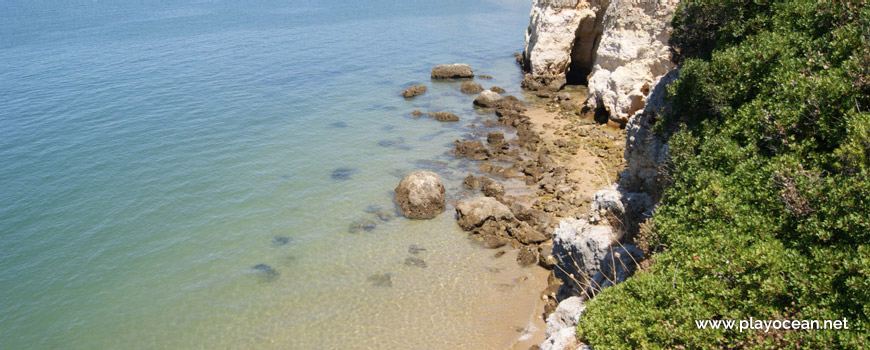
[565,65,590,85]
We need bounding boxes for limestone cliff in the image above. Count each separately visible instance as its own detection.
[522,0,678,124]
[522,0,609,83]
[526,2,680,348]
[586,0,678,124]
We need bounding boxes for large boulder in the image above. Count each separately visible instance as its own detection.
[431,63,474,79]
[394,171,445,219]
[551,218,643,296]
[473,90,503,108]
[401,85,427,98]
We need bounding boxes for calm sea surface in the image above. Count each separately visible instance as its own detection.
[0,0,539,349]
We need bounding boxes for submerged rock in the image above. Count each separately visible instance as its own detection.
[517,245,539,267]
[408,244,427,255]
[489,86,506,94]
[460,81,484,94]
[367,273,393,287]
[401,84,427,98]
[330,121,348,128]
[430,63,474,79]
[349,219,377,233]
[404,257,428,268]
[271,235,292,246]
[252,264,279,281]
[394,171,446,219]
[331,167,357,180]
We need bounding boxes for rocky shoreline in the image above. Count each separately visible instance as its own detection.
[391,2,679,347]
[393,1,683,349]
[395,58,638,348]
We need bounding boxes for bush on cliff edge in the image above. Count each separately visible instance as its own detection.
[577,0,870,348]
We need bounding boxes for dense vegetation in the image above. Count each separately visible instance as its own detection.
[576,0,870,348]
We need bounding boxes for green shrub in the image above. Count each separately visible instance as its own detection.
[577,1,870,348]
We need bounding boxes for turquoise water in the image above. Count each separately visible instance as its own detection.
[0,1,540,349]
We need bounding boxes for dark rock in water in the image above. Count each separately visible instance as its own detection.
[408,244,427,255]
[431,64,474,79]
[419,130,448,141]
[487,131,505,146]
[365,104,398,111]
[364,204,384,213]
[367,273,393,287]
[489,86,506,94]
[460,81,484,94]
[378,139,412,151]
[330,121,348,128]
[425,111,459,122]
[477,74,493,79]
[404,257,428,268]
[252,264,279,281]
[462,174,479,189]
[454,140,491,160]
[272,235,292,246]
[402,85,427,98]
[331,167,357,180]
[411,110,423,116]
[373,209,395,222]
[517,246,539,267]
[479,176,505,199]
[413,159,449,171]
[349,219,377,233]
[494,250,506,258]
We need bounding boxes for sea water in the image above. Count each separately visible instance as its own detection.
[0,1,537,348]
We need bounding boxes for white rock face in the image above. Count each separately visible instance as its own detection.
[545,296,587,337]
[586,0,679,123]
[523,0,609,78]
[619,69,676,195]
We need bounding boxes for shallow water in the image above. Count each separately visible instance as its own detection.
[0,0,541,349]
